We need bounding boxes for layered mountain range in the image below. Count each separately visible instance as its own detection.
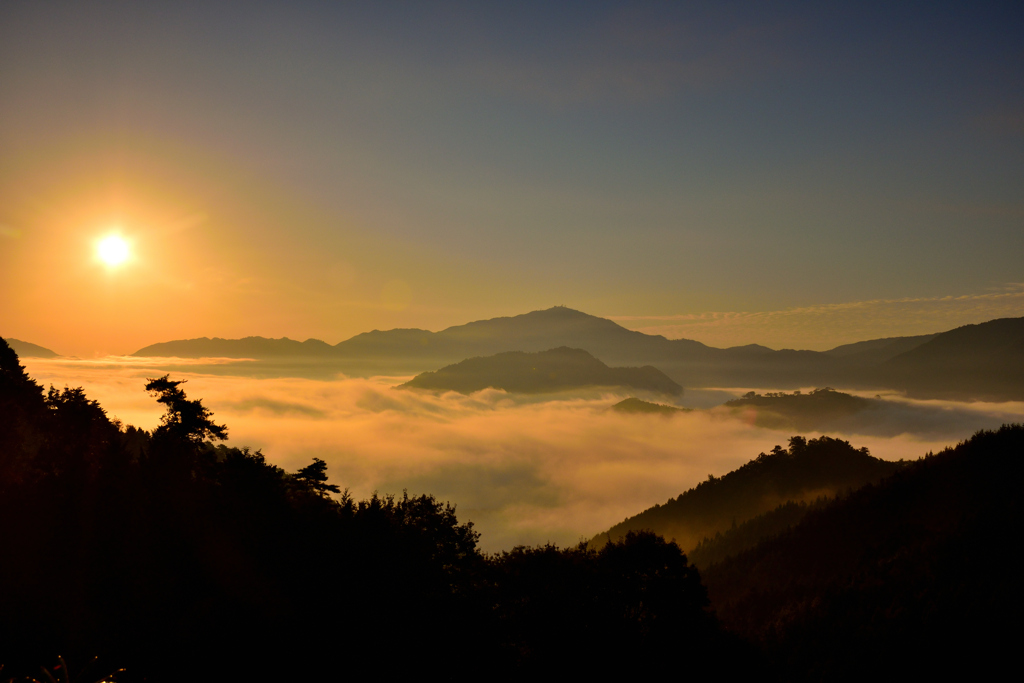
[127,306,1024,400]
[1,334,1017,679]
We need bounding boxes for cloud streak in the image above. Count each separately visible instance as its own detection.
[611,285,1024,350]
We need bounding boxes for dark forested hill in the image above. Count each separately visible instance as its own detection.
[723,387,877,431]
[686,499,828,570]
[399,347,683,396]
[593,436,903,552]
[700,425,1024,680]
[0,337,750,680]
[5,332,1016,680]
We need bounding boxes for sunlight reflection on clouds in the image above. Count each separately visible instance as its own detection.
[22,357,1024,551]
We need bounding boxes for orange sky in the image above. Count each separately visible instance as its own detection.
[2,3,1022,356]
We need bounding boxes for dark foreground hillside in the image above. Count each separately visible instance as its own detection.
[5,331,1018,681]
[594,435,903,551]
[702,424,1024,681]
[0,339,748,681]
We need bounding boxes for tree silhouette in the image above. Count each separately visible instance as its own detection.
[144,375,227,444]
[293,457,341,497]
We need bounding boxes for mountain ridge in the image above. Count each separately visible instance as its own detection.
[698,425,1023,679]
[591,435,904,552]
[4,339,60,358]
[126,307,1024,399]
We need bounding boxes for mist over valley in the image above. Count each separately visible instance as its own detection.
[3,1,1022,677]
[18,307,1024,553]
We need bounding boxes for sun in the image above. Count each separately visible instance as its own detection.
[97,234,130,267]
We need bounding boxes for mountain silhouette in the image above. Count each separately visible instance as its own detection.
[592,435,902,552]
[880,317,1024,400]
[129,307,1024,400]
[4,339,59,358]
[134,336,335,358]
[134,307,703,362]
[723,388,877,431]
[699,425,1023,680]
[821,333,938,365]
[399,347,683,395]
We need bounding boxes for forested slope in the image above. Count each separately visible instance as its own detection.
[594,435,903,551]
[701,425,1024,680]
[0,338,745,681]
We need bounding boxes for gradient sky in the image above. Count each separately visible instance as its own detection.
[2,1,1022,355]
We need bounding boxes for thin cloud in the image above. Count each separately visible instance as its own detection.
[610,285,1024,349]
[224,396,328,418]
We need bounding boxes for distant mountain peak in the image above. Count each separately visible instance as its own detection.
[4,338,60,358]
[123,309,1024,401]
[133,336,334,358]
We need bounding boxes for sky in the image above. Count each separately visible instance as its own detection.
[2,1,1023,355]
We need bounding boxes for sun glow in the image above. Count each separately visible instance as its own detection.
[97,234,130,267]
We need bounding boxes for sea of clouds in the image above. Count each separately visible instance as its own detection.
[22,357,1024,552]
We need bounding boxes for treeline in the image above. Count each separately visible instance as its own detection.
[0,340,749,680]
[688,498,830,570]
[701,424,1023,680]
[594,434,903,551]
[591,416,1023,679]
[723,387,876,431]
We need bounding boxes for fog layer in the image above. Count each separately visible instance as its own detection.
[22,357,1023,551]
